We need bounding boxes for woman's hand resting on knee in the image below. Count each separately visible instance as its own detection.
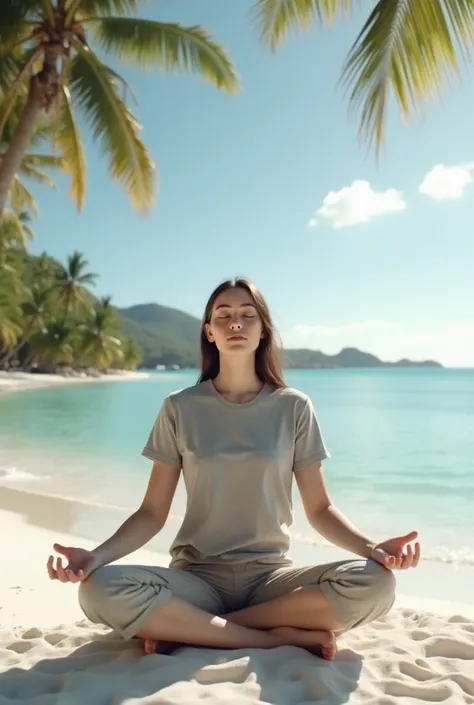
[371,531,421,570]
[47,543,101,583]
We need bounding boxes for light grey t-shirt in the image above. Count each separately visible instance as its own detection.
[142,380,330,565]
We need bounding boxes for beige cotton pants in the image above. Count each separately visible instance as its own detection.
[78,558,396,641]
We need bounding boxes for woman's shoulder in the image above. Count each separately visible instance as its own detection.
[163,381,212,407]
[270,385,312,407]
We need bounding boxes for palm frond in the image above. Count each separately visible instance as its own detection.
[0,53,26,94]
[57,85,87,210]
[21,153,64,169]
[0,0,40,46]
[342,0,474,151]
[90,18,239,93]
[27,115,55,148]
[0,47,42,135]
[40,0,55,26]
[9,176,38,216]
[0,208,31,248]
[255,0,357,49]
[69,47,155,212]
[75,0,145,19]
[19,162,57,187]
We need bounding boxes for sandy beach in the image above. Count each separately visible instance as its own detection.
[1,488,473,704]
[0,370,151,395]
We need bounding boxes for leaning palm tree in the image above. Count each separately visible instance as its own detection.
[255,0,474,150]
[0,0,238,215]
[54,251,98,315]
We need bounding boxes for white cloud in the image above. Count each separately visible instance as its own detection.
[284,321,474,368]
[419,163,474,199]
[309,179,406,229]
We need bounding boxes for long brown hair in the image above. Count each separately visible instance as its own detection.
[198,278,286,388]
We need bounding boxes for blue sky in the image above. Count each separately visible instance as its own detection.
[29,1,474,367]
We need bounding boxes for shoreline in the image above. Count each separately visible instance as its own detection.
[1,486,474,704]
[0,369,150,395]
[1,484,473,614]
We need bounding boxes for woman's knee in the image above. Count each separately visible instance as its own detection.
[334,559,396,629]
[78,565,121,623]
[367,559,396,600]
[356,559,396,624]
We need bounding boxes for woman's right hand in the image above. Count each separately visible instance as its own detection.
[47,543,101,583]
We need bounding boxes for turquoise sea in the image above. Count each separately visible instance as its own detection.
[1,368,474,569]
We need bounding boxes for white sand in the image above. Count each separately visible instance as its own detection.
[0,370,150,395]
[1,496,474,704]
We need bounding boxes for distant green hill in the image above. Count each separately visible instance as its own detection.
[284,347,441,369]
[118,304,201,368]
[118,304,442,369]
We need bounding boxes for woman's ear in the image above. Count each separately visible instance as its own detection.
[204,323,213,341]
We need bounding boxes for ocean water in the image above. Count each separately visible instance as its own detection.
[1,368,474,569]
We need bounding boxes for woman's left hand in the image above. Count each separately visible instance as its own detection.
[371,531,421,570]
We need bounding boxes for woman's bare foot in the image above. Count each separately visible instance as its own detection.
[144,629,337,659]
[144,639,181,655]
[271,627,337,660]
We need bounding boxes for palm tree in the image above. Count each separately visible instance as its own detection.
[54,251,98,315]
[0,284,53,365]
[79,306,123,369]
[0,285,22,351]
[120,335,142,370]
[96,295,115,317]
[31,251,60,284]
[29,317,77,366]
[0,0,239,215]
[255,0,474,151]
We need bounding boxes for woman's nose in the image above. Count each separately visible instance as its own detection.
[229,319,242,330]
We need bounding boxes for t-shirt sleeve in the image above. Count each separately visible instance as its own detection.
[142,396,182,468]
[293,396,330,471]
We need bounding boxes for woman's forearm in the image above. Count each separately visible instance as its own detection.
[309,505,376,558]
[92,507,164,567]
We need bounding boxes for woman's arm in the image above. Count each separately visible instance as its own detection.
[295,463,375,558]
[91,460,180,567]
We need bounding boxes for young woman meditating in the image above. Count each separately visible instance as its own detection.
[47,278,420,660]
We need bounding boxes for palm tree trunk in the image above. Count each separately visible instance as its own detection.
[0,338,25,366]
[0,76,46,216]
[0,324,32,365]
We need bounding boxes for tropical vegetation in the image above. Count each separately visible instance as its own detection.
[0,245,142,373]
[0,0,238,216]
[255,0,474,150]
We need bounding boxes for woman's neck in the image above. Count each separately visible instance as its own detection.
[213,356,262,397]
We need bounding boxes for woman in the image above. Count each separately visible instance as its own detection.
[47,278,420,660]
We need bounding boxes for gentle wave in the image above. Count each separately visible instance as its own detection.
[291,531,474,567]
[0,466,50,483]
[1,482,473,568]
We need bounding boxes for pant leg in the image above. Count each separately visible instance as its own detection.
[247,559,396,632]
[78,564,225,640]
